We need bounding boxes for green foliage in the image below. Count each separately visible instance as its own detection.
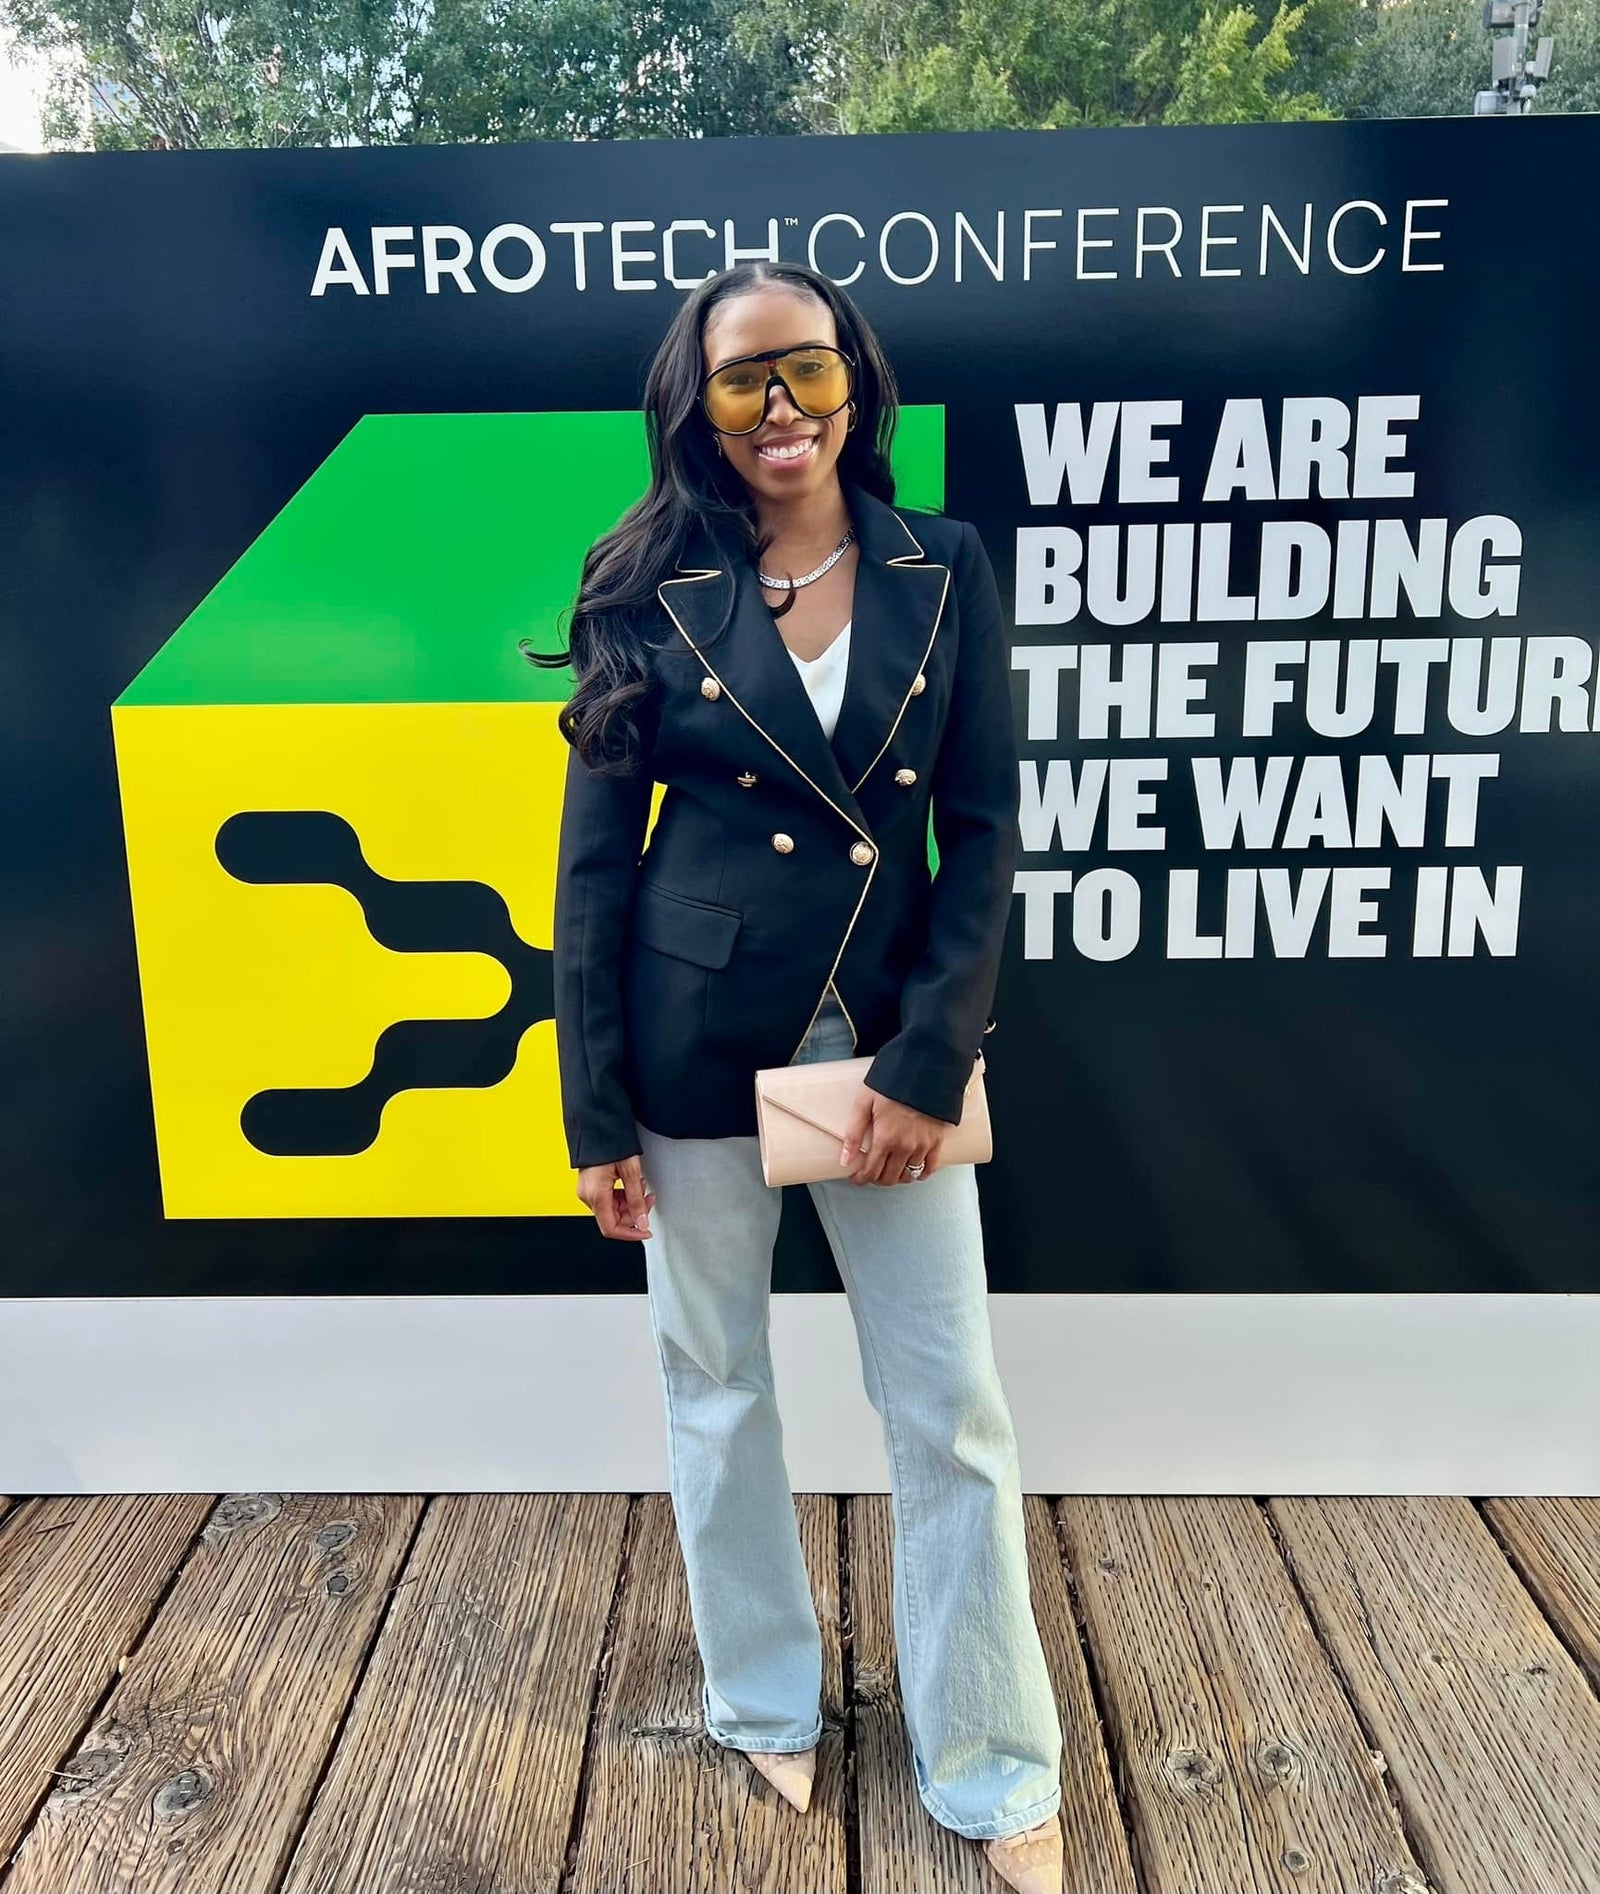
[1541,0,1600,112]
[1321,0,1486,115]
[733,0,1351,130]
[411,0,803,142]
[3,0,1595,150]
[1166,3,1336,122]
[0,0,803,148]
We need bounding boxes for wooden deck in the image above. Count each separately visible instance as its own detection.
[0,1492,1596,1894]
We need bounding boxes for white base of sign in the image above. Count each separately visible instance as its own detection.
[2,1294,1595,1495]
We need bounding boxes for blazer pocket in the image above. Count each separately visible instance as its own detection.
[631,880,744,969]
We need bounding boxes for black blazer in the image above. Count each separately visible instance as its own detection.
[552,477,1020,1169]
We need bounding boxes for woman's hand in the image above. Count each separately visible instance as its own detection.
[577,1155,656,1239]
[838,1087,948,1185]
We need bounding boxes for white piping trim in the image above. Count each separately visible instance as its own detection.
[849,560,950,794]
[884,508,929,562]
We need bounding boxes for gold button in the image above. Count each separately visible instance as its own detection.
[849,840,875,866]
[894,767,916,786]
[910,672,926,695]
[772,832,794,853]
[700,676,722,700]
[737,771,757,787]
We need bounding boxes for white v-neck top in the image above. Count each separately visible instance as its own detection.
[787,619,851,741]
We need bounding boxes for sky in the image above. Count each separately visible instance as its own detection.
[0,32,50,150]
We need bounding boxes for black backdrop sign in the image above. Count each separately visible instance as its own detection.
[3,117,1596,1297]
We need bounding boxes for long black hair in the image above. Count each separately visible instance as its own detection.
[523,260,901,776]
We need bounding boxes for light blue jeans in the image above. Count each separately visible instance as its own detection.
[631,989,1064,1841]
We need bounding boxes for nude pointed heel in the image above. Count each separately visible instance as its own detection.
[981,1811,1064,1894]
[741,1743,817,1812]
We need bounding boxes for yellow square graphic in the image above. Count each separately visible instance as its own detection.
[113,700,601,1218]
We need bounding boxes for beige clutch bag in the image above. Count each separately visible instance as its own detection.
[753,1050,991,1187]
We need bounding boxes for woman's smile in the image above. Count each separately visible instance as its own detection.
[756,434,818,465]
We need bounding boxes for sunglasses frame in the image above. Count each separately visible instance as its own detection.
[699,343,858,436]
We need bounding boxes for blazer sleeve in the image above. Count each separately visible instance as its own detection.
[863,519,1020,1125]
[552,708,658,1170]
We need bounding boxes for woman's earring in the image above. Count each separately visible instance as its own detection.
[713,435,725,457]
[845,400,857,433]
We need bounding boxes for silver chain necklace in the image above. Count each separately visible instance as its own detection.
[757,528,855,591]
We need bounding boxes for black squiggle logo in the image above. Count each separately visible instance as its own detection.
[216,811,550,1156]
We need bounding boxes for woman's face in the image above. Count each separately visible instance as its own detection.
[700,286,851,507]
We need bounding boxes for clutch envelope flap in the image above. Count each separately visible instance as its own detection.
[753,1055,874,1145]
[753,1049,992,1186]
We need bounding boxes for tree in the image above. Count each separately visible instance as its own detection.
[1541,0,1600,112]
[7,0,1593,150]
[730,0,1352,131]
[1165,3,1336,121]
[409,0,805,142]
[0,0,804,149]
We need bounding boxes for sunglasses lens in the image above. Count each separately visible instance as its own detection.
[704,348,851,432]
[783,348,851,417]
[703,362,768,433]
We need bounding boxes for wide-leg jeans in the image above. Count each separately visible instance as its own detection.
[631,989,1064,1841]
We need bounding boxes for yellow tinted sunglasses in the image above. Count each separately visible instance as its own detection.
[700,345,857,436]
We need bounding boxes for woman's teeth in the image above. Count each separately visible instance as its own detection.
[758,438,816,462]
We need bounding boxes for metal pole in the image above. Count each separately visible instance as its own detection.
[1475,0,1556,114]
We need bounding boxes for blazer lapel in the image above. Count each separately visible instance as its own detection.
[655,477,952,839]
[827,482,950,798]
[658,543,870,835]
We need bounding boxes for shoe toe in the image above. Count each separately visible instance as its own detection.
[981,1814,1064,1894]
[742,1744,817,1813]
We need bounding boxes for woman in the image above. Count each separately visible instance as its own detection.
[536,259,1065,1894]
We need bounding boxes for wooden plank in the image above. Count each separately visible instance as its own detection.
[849,1490,969,1893]
[568,1492,846,1894]
[0,1494,213,1867]
[848,1494,1132,1894]
[283,1492,627,1894]
[5,1492,419,1894]
[1480,1497,1600,1689]
[1026,1499,1141,1894]
[1060,1495,1428,1894]
[1271,1496,1600,1894]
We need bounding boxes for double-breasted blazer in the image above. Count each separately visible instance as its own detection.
[552,476,1020,1170]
